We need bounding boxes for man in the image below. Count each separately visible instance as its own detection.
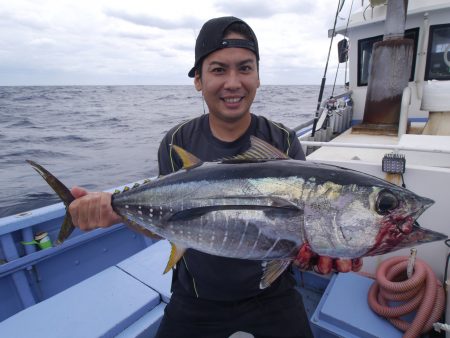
[69,16,360,338]
[154,16,313,338]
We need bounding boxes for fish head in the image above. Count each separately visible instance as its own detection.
[364,187,446,256]
[304,178,446,258]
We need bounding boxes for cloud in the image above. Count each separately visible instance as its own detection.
[0,9,48,30]
[104,9,202,30]
[0,0,348,85]
[28,38,57,47]
[213,0,317,18]
[113,31,157,40]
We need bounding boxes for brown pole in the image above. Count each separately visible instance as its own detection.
[354,0,414,135]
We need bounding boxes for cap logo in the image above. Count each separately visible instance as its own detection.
[220,39,256,52]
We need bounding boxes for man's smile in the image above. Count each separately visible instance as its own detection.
[222,96,244,103]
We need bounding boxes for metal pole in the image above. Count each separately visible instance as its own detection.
[311,0,343,137]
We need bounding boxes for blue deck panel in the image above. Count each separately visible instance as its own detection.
[0,275,26,320]
[311,273,403,338]
[0,266,160,338]
[0,207,152,322]
[115,303,166,338]
[31,225,150,300]
[117,240,172,303]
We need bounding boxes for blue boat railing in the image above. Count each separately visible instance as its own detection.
[0,195,153,322]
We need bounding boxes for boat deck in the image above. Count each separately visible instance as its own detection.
[0,239,332,338]
[0,236,406,337]
[307,127,450,168]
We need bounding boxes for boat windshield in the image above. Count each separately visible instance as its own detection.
[425,24,450,81]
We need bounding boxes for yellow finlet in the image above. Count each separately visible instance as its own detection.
[171,145,202,170]
[163,242,186,274]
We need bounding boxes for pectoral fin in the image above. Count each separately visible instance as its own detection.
[260,259,293,289]
[164,242,187,274]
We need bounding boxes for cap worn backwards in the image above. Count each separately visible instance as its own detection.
[188,16,259,78]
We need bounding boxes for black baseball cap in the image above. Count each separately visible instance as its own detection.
[188,16,259,78]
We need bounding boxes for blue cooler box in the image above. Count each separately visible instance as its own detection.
[310,272,403,338]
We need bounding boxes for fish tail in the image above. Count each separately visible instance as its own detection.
[26,160,75,245]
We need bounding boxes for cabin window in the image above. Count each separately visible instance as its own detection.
[425,24,450,81]
[357,28,419,86]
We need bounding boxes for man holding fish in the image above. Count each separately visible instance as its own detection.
[53,16,441,338]
[67,16,328,338]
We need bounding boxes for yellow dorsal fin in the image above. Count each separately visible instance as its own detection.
[163,242,187,274]
[172,145,203,169]
[227,136,290,162]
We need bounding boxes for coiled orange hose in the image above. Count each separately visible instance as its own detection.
[367,256,445,338]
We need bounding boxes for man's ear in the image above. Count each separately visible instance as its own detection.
[194,72,202,91]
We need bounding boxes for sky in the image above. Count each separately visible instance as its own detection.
[0,0,355,86]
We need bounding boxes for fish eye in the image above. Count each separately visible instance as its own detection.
[376,190,399,214]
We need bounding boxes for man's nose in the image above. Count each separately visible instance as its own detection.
[224,70,242,90]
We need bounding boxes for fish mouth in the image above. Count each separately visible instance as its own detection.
[389,195,434,234]
[407,195,434,220]
[405,222,448,244]
[392,195,444,248]
[367,222,448,256]
[415,196,434,214]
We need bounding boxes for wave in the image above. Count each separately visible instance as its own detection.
[104,117,120,122]
[7,118,36,128]
[42,135,91,143]
[0,193,60,218]
[2,149,70,166]
[6,149,68,158]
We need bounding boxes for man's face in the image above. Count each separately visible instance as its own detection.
[194,33,260,124]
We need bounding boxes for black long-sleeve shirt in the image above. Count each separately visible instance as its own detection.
[157,113,305,301]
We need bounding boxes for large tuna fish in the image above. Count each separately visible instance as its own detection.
[27,137,446,288]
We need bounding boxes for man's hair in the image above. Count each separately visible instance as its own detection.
[197,22,260,78]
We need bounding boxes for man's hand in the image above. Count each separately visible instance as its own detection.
[293,243,363,274]
[68,186,122,231]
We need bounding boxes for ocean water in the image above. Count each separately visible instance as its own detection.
[0,85,342,218]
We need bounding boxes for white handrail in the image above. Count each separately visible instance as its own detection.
[398,86,411,138]
[300,140,450,154]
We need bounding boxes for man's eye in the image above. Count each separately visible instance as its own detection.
[241,65,252,72]
[212,67,225,73]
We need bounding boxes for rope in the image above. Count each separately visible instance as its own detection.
[443,239,450,322]
[367,256,445,338]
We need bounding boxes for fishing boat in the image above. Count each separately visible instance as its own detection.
[0,0,449,337]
